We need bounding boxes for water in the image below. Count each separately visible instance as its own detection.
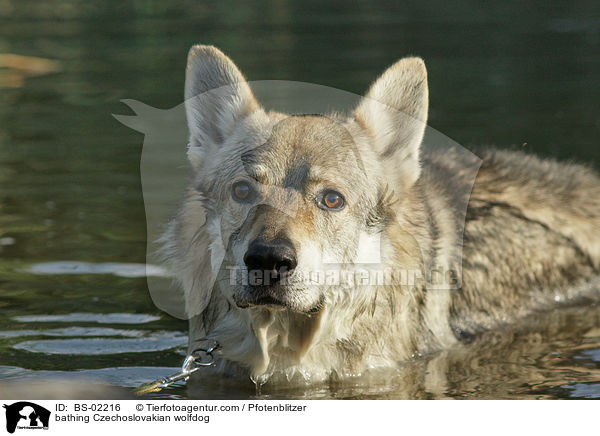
[1,0,599,399]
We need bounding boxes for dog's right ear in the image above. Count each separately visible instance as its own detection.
[185,45,259,167]
[353,57,428,193]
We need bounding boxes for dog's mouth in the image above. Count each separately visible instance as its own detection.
[234,284,324,314]
[235,292,286,309]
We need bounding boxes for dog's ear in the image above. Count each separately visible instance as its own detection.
[353,57,428,191]
[185,45,259,166]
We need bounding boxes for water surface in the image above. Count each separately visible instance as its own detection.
[0,0,599,399]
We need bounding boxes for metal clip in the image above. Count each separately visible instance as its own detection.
[135,339,220,395]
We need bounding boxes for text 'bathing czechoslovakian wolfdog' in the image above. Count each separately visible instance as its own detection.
[162,45,600,384]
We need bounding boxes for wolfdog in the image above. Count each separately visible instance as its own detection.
[162,45,600,383]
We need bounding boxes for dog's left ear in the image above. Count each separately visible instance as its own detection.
[185,45,260,167]
[353,57,428,191]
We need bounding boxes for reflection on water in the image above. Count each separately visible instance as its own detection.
[0,53,61,88]
[26,261,168,278]
[0,0,599,398]
[181,304,600,400]
[1,366,178,389]
[0,326,152,337]
[1,298,598,399]
[13,313,161,324]
[13,333,186,355]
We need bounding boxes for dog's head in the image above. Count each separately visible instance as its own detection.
[180,46,429,321]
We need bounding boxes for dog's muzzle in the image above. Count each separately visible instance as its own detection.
[243,237,297,284]
[236,237,298,308]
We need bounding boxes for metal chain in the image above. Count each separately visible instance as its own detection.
[135,340,220,396]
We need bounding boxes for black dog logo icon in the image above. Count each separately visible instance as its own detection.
[3,402,50,433]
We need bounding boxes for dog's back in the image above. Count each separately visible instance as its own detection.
[438,148,600,335]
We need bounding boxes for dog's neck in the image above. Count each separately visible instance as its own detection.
[188,280,445,383]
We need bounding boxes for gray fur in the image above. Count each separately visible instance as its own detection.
[163,45,600,383]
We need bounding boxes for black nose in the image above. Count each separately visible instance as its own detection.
[243,238,297,284]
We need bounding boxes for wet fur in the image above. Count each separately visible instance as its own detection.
[162,45,600,383]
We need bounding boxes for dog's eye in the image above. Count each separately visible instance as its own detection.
[318,190,345,211]
[232,181,253,202]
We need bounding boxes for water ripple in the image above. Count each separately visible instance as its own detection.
[13,332,187,355]
[13,313,160,324]
[25,261,169,278]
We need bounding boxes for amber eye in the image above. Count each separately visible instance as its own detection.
[319,190,345,210]
[232,181,252,202]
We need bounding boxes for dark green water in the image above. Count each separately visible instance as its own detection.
[1,0,599,399]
